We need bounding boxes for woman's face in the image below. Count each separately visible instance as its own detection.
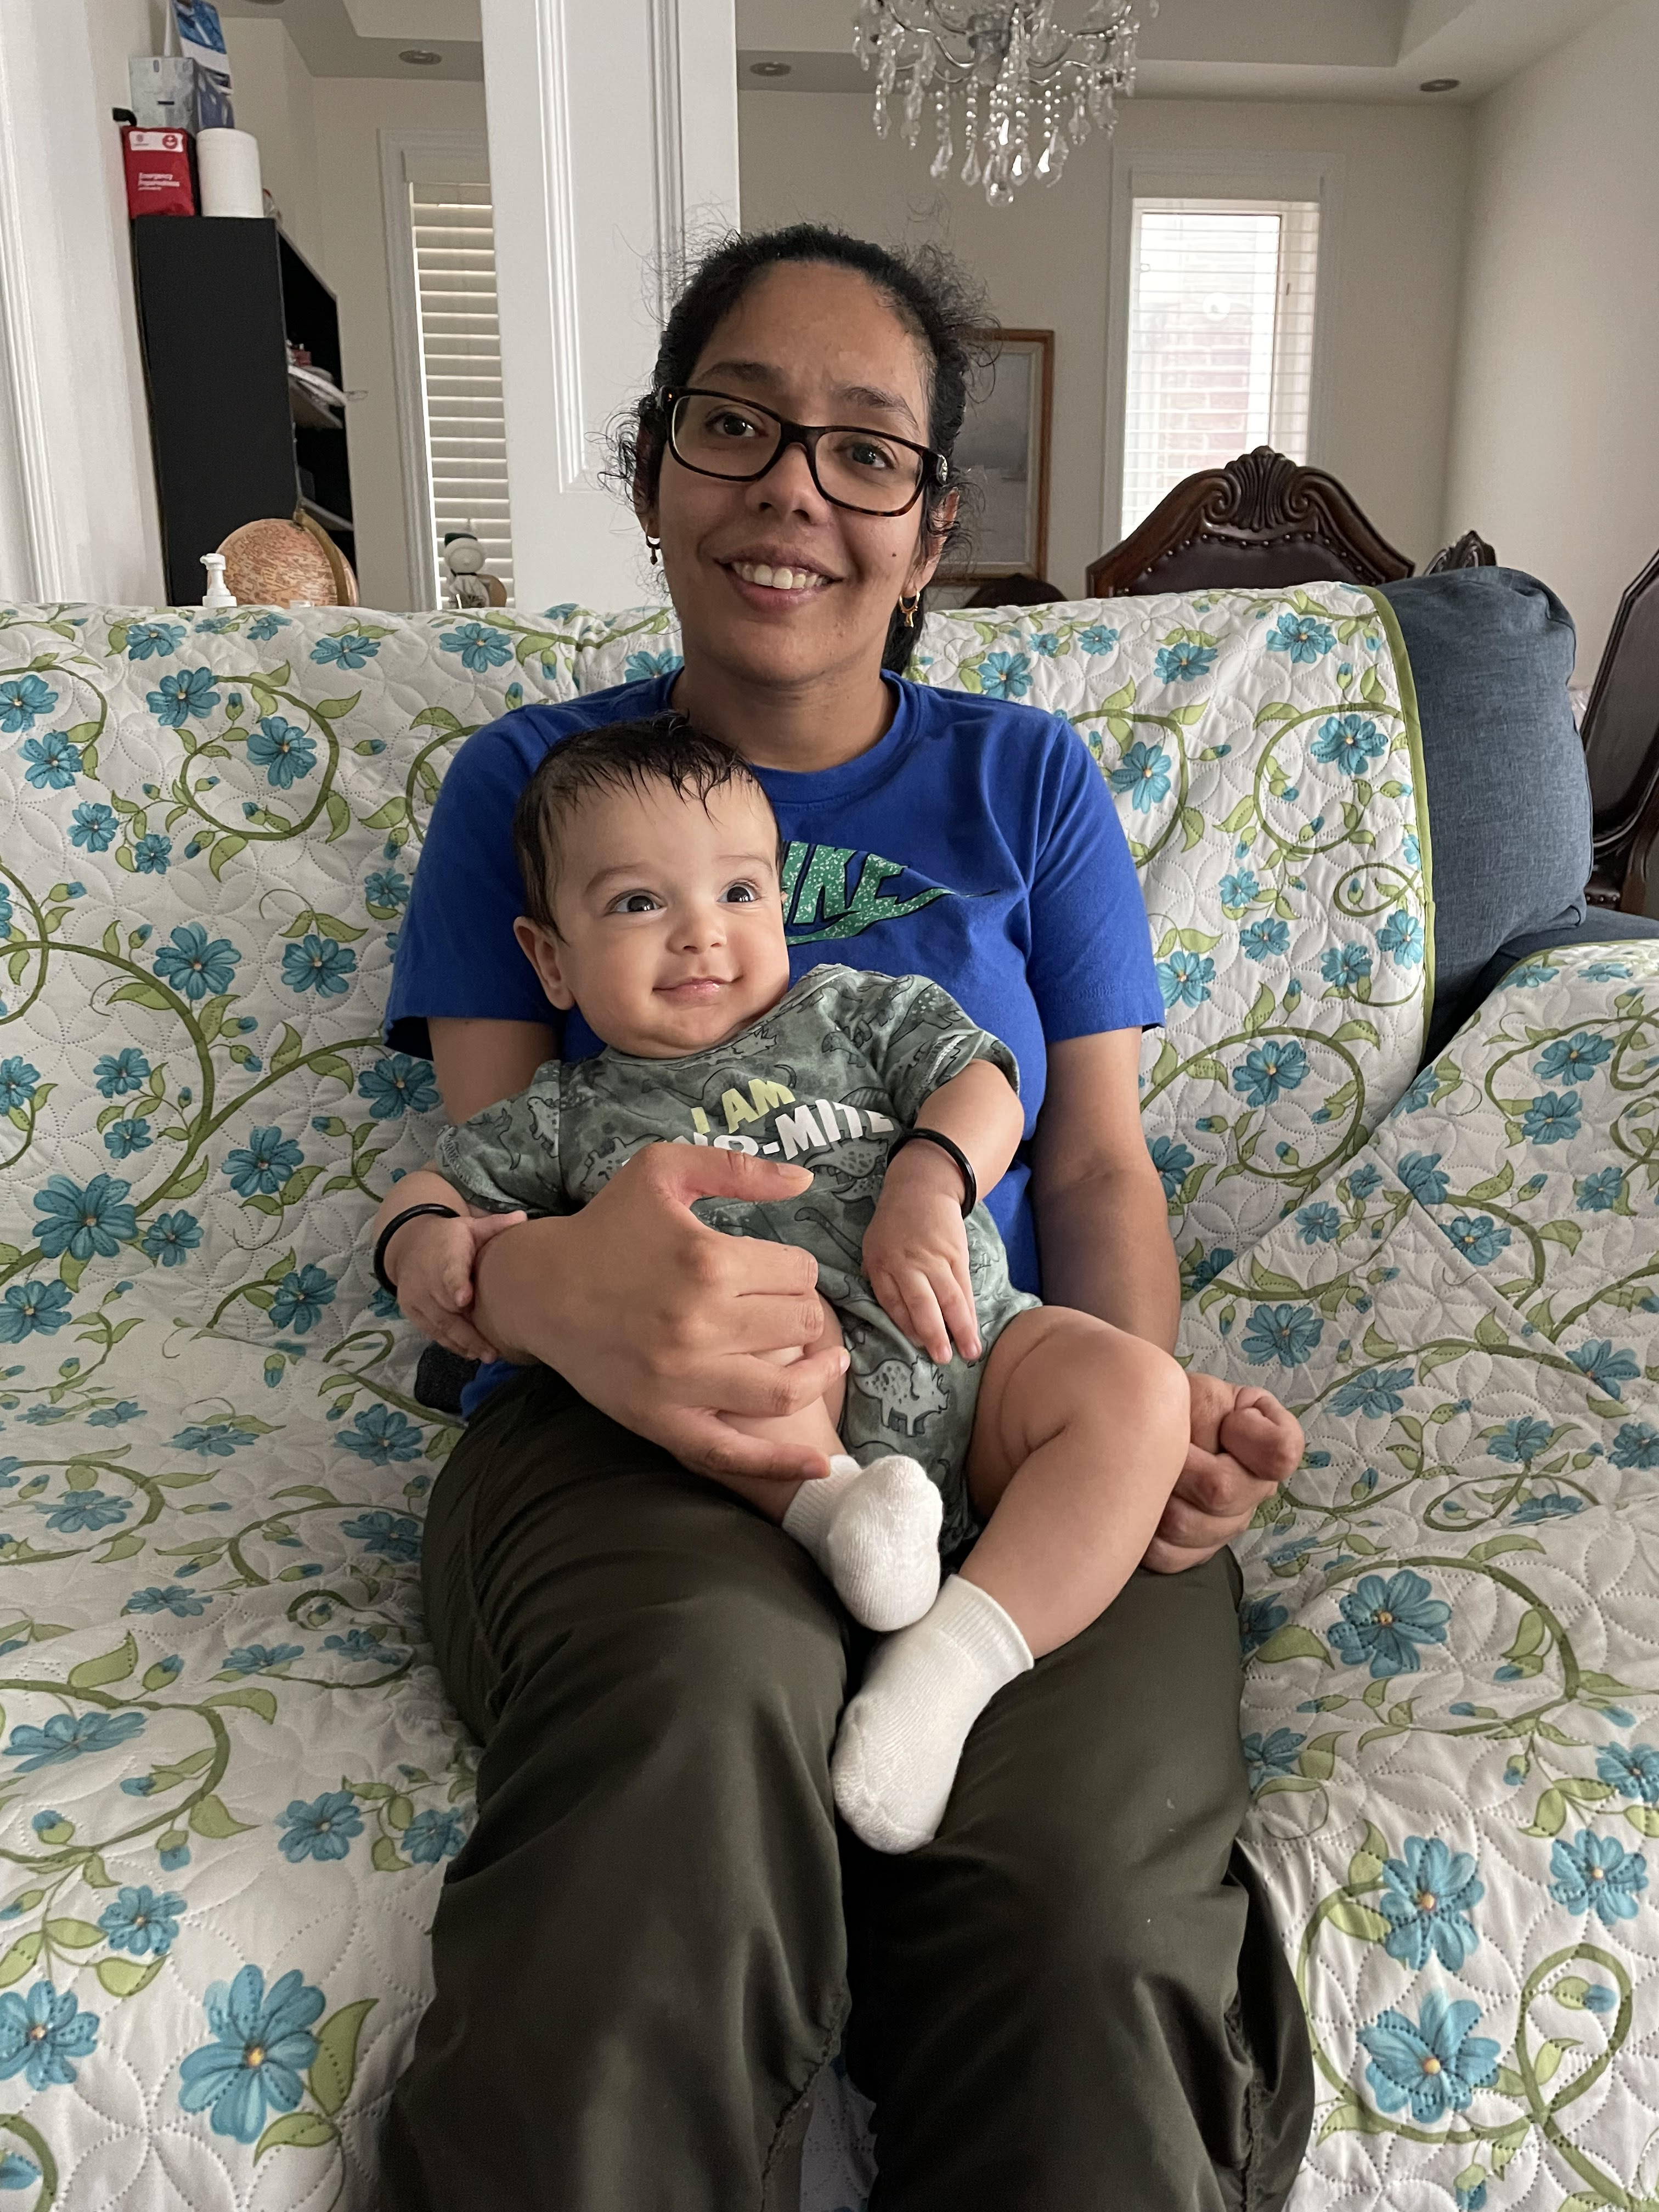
[642,261,947,694]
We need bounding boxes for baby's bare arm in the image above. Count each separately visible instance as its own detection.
[864,1061,1022,1365]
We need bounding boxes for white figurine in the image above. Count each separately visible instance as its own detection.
[200,552,237,609]
[442,528,500,610]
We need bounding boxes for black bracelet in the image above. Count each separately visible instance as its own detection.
[373,1203,459,1296]
[887,1128,977,1218]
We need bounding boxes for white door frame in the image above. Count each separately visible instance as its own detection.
[380,128,493,613]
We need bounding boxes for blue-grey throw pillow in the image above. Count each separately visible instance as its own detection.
[1376,568,1593,1056]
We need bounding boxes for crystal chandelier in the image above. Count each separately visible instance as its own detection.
[854,1,1150,205]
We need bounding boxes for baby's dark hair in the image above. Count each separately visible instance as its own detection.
[511,714,781,931]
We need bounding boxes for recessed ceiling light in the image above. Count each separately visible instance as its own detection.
[400,48,442,65]
[749,59,793,77]
[1420,77,1460,92]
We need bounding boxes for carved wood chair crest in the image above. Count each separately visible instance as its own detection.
[1088,446,1414,599]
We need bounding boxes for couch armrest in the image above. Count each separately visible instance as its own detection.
[1427,909,1659,1062]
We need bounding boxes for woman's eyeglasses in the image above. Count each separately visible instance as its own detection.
[662,389,949,518]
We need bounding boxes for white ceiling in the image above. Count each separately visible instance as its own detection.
[737,0,1633,101]
[216,0,1633,98]
[216,0,482,79]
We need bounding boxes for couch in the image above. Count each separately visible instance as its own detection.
[0,576,1655,2211]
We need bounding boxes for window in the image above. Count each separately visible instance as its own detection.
[410,180,514,600]
[1119,195,1320,539]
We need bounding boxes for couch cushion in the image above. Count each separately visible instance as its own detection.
[1377,568,1592,1056]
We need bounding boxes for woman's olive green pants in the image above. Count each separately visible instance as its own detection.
[382,1367,1313,2211]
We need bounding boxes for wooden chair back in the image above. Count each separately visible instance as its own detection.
[1087,447,1412,599]
[1582,546,1659,911]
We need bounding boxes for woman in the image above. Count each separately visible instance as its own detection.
[376,226,1313,2211]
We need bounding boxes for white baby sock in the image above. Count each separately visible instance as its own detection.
[782,1454,942,1632]
[831,1575,1033,1854]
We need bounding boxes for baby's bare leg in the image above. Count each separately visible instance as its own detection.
[832,1307,1189,1853]
[961,1307,1190,1655]
[707,1296,847,1525]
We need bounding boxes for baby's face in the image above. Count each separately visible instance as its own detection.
[515,777,792,1058]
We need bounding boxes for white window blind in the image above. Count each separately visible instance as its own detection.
[1120,196,1320,539]
[410,180,514,599]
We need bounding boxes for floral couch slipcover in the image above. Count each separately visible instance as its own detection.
[0,586,1651,2212]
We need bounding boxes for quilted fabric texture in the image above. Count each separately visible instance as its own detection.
[0,590,1637,2212]
[1198,942,1659,2212]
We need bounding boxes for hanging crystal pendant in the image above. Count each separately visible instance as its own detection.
[855,0,1150,206]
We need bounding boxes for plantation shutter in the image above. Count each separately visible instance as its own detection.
[1120,196,1321,540]
[410,180,514,598]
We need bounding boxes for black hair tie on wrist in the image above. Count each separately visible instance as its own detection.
[373,1203,460,1296]
[887,1128,977,1218]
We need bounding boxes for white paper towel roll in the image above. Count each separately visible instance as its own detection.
[198,128,263,219]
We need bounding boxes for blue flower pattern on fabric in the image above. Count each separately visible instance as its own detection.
[1378,1836,1484,1970]
[0,1981,98,2090]
[247,716,317,788]
[358,1054,439,1120]
[1265,614,1335,663]
[441,622,514,672]
[1359,1990,1498,2122]
[0,675,59,732]
[4,1711,146,1774]
[309,634,380,670]
[177,1964,324,2141]
[276,1790,363,1864]
[1108,741,1172,813]
[1329,1571,1451,1678]
[1155,641,1216,684]
[1549,1831,1647,1925]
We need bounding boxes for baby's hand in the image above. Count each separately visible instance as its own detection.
[386,1209,527,1363]
[864,1147,981,1365]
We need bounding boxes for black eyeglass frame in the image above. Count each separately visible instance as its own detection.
[659,388,950,518]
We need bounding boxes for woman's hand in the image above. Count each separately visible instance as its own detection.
[863,1146,981,1365]
[471,1143,851,1485]
[1142,1375,1305,1574]
[387,1209,528,1363]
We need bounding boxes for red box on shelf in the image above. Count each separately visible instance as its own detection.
[121,128,195,217]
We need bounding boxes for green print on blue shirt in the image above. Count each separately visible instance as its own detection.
[781,841,957,944]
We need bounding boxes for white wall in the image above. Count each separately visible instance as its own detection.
[220,18,324,270]
[1444,0,1659,679]
[312,76,488,611]
[739,93,1471,596]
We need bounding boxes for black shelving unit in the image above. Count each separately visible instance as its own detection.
[131,215,354,603]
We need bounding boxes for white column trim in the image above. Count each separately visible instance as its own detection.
[0,28,71,601]
[647,0,686,324]
[479,0,738,611]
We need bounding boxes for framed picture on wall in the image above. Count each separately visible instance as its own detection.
[941,329,1054,582]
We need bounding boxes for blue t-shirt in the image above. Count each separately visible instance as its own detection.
[387,673,1163,1392]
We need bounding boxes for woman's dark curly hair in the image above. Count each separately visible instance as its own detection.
[613,224,991,675]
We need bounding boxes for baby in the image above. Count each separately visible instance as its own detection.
[376,715,1193,1853]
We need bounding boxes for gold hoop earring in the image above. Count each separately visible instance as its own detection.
[646,536,662,567]
[899,590,922,629]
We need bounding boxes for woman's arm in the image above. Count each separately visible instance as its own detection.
[1028,1030,1180,1349]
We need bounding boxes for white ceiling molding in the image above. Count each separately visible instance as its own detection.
[481,0,740,608]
